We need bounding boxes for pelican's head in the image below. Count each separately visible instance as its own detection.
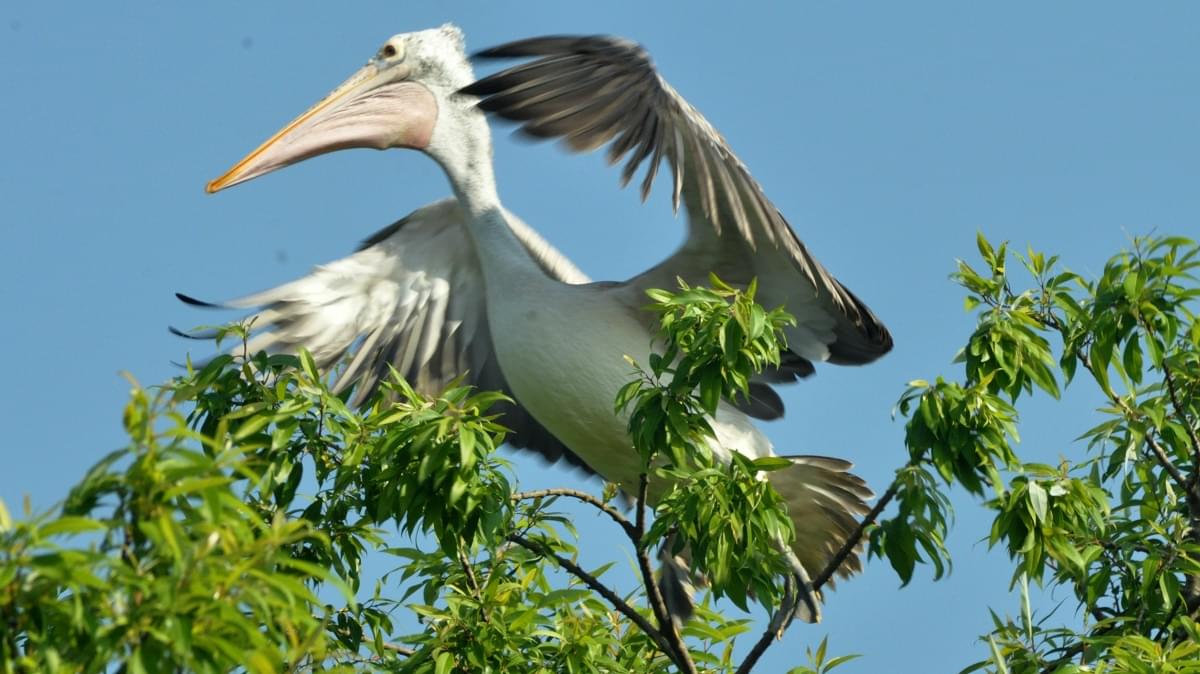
[207,24,478,193]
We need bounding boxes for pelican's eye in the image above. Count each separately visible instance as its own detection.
[378,42,404,61]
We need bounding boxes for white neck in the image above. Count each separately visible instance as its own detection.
[432,107,499,215]
[426,99,554,289]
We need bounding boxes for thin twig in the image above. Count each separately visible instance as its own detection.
[456,546,488,624]
[1132,321,1200,615]
[358,636,415,657]
[1161,360,1200,489]
[1156,589,1187,642]
[380,641,415,656]
[1039,641,1087,674]
[506,533,673,656]
[512,488,636,539]
[634,473,698,674]
[735,574,796,674]
[813,474,904,591]
[1078,345,1195,507]
[1146,434,1195,507]
[1131,314,1200,493]
[738,465,908,674]
[1035,621,1126,674]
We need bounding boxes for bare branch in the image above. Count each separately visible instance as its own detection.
[346,633,417,659]
[512,488,636,539]
[737,452,919,674]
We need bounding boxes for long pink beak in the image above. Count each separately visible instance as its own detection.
[207,62,436,193]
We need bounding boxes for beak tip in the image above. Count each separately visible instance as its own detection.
[205,179,224,194]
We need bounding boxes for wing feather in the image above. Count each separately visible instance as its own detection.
[463,36,893,366]
[179,198,597,475]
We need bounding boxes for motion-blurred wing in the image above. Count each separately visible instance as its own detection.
[464,36,892,370]
[179,197,596,474]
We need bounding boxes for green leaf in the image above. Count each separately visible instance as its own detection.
[38,516,105,538]
[987,635,1010,674]
[1027,481,1048,524]
[751,456,794,472]
[298,347,320,381]
[977,232,997,267]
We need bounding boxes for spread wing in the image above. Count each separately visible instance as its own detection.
[463,36,893,370]
[177,197,596,474]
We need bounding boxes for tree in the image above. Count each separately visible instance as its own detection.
[944,234,1200,672]
[0,276,856,673]
[1,234,1197,673]
[880,233,1200,673]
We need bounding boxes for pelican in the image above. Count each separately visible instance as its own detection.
[197,25,890,624]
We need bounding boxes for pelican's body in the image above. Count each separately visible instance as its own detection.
[196,25,890,623]
[472,233,653,483]
[490,283,651,485]
[488,272,770,493]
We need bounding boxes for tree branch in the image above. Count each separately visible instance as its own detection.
[456,546,488,624]
[813,473,904,591]
[1132,314,1200,494]
[505,533,675,659]
[1080,345,1196,509]
[1161,360,1200,489]
[513,483,700,672]
[1146,434,1195,507]
[381,641,415,656]
[1138,327,1200,617]
[733,465,907,674]
[735,573,798,674]
[634,473,698,674]
[357,636,414,657]
[512,488,636,539]
[738,456,916,674]
[1039,641,1086,674]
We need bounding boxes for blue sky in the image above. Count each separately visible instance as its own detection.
[2,2,1198,671]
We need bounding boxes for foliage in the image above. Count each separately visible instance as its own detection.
[878,233,1200,672]
[5,232,1195,673]
[0,278,861,673]
[618,276,801,615]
